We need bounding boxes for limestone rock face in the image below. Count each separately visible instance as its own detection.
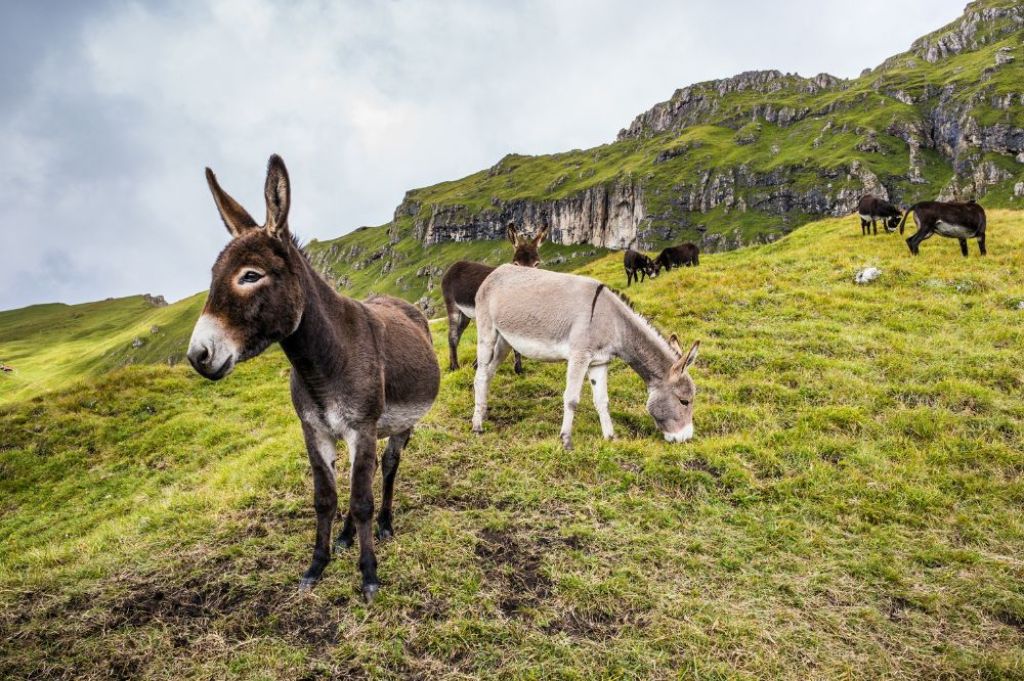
[416,180,646,250]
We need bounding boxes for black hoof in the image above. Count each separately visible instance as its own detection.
[376,526,394,541]
[362,582,380,603]
[298,576,318,591]
[333,535,354,552]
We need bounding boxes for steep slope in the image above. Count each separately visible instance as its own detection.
[3,213,1023,679]
[351,0,1022,263]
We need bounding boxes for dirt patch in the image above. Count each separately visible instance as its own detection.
[991,607,1024,632]
[684,458,721,477]
[474,529,553,617]
[545,606,647,640]
[886,595,927,622]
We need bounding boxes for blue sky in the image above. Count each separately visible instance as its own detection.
[0,0,966,309]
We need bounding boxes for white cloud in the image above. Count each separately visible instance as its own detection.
[0,0,966,309]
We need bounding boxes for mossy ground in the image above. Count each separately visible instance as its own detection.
[2,211,1023,679]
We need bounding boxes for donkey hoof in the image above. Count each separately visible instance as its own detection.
[333,535,355,552]
[298,576,318,591]
[362,582,380,603]
[376,526,394,541]
[561,434,573,451]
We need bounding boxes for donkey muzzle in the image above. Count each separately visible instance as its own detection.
[664,423,694,443]
[187,314,238,381]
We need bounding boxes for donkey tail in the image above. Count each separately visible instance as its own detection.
[897,204,918,235]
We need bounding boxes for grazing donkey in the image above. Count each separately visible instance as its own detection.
[623,249,658,287]
[898,200,987,257]
[187,155,440,601]
[441,224,547,372]
[856,195,902,235]
[656,243,699,271]
[471,265,699,449]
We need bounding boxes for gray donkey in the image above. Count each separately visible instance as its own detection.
[471,265,699,449]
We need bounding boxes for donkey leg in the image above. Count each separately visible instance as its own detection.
[978,233,987,256]
[378,428,411,540]
[472,322,500,433]
[347,427,380,601]
[959,238,968,257]
[473,335,512,432]
[299,423,337,590]
[513,350,524,375]
[560,356,590,451]
[448,312,471,371]
[588,363,615,440]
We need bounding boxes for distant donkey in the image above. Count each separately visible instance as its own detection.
[472,265,699,449]
[187,155,440,601]
[655,243,699,271]
[856,195,902,235]
[623,249,658,287]
[441,224,547,372]
[898,200,987,257]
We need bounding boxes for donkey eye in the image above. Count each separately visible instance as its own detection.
[239,270,264,284]
[679,399,690,406]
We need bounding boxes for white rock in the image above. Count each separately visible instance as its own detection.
[854,267,882,285]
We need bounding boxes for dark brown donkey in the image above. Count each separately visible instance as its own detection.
[898,200,987,257]
[441,224,546,372]
[187,155,440,601]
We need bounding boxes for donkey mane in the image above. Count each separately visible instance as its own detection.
[289,232,313,263]
[601,285,681,360]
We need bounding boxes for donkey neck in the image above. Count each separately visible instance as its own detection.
[279,253,366,392]
[612,304,677,385]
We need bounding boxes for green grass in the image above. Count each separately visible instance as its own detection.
[3,211,1024,679]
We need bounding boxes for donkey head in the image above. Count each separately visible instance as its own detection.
[884,212,902,233]
[188,155,305,380]
[506,223,547,267]
[646,336,699,442]
[644,254,660,279]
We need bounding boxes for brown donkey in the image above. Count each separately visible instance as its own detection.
[441,224,547,372]
[187,155,440,601]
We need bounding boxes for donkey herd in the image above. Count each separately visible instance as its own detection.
[187,156,992,600]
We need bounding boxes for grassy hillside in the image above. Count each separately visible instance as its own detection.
[0,294,205,405]
[2,212,1023,679]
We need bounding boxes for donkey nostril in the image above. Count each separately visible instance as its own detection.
[196,347,210,364]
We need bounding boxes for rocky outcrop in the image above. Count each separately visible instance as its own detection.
[617,70,844,139]
[909,1,1024,64]
[416,180,646,249]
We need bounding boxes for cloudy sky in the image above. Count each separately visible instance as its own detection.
[1,0,966,310]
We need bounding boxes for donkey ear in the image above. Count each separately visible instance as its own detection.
[264,154,291,238]
[206,167,258,238]
[673,339,699,374]
[533,226,548,246]
[506,224,518,245]
[668,333,683,356]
